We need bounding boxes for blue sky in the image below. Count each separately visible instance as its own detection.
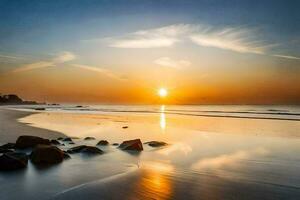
[0,0,299,104]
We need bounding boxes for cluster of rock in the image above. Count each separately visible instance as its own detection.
[0,135,166,171]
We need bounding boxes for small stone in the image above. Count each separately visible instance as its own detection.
[119,139,143,151]
[84,137,96,140]
[97,140,109,145]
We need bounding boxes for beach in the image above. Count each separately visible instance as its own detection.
[1,105,300,199]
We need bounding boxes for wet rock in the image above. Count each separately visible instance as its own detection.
[30,145,67,165]
[35,108,46,111]
[145,141,168,147]
[0,143,16,150]
[122,126,128,129]
[0,152,28,171]
[16,135,50,149]
[50,139,61,145]
[0,149,14,153]
[67,145,87,153]
[112,143,119,146]
[67,145,103,155]
[97,140,109,145]
[62,137,73,142]
[63,151,71,159]
[119,139,143,151]
[84,137,96,140]
[81,146,103,154]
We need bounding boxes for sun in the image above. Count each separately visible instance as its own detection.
[158,88,168,98]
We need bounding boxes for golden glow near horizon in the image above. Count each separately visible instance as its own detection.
[158,88,168,98]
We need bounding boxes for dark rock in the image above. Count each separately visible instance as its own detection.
[0,143,16,149]
[81,146,103,154]
[50,139,61,145]
[62,151,71,159]
[30,145,67,164]
[112,143,119,146]
[0,152,28,170]
[67,145,87,153]
[57,137,64,140]
[67,145,103,155]
[16,135,50,149]
[145,141,168,147]
[62,137,73,142]
[119,139,143,151]
[69,142,75,144]
[97,140,109,145]
[122,126,128,129]
[0,148,14,153]
[84,137,96,140]
[35,108,46,111]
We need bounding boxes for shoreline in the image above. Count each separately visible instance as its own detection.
[0,108,65,143]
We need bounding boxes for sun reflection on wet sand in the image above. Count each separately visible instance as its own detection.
[131,161,173,200]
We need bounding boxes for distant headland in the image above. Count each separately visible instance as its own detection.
[0,94,40,105]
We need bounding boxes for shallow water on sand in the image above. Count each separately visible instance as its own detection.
[1,105,300,199]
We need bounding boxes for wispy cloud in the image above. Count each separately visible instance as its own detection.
[71,64,126,81]
[154,57,191,69]
[0,54,24,60]
[189,27,270,54]
[94,24,299,60]
[272,54,300,60]
[11,51,76,73]
[101,24,192,48]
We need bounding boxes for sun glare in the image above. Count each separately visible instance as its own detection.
[158,88,168,98]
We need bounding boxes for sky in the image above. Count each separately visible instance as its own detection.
[0,0,299,104]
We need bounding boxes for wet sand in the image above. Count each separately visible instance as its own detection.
[0,108,65,143]
[1,106,300,200]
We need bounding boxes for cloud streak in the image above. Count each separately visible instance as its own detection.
[97,24,298,60]
[102,24,192,48]
[71,64,126,81]
[154,57,191,69]
[11,51,76,73]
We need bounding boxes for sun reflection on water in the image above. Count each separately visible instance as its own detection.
[160,105,166,131]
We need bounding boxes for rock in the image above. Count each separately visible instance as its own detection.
[0,152,28,170]
[69,142,75,144]
[30,145,67,165]
[57,137,64,140]
[97,140,109,145]
[62,151,71,159]
[145,141,168,147]
[67,145,103,155]
[67,145,87,153]
[0,148,14,153]
[0,143,15,149]
[112,143,119,146]
[81,146,103,154]
[51,139,61,145]
[62,137,73,142]
[84,137,96,140]
[119,139,143,151]
[16,135,50,149]
[122,126,128,129]
[35,108,46,111]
